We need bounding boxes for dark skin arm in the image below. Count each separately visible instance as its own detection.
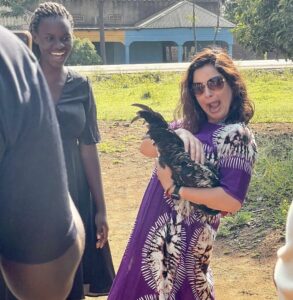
[0,199,85,300]
[80,143,108,248]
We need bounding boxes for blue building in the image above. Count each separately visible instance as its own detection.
[74,0,235,64]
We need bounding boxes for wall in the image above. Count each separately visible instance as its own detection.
[94,42,125,64]
[60,0,176,27]
[194,0,220,15]
[130,42,163,63]
[59,0,219,27]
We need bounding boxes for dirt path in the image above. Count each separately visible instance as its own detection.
[86,121,292,300]
[212,242,277,300]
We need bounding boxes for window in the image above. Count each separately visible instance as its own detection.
[108,14,122,22]
[72,14,85,24]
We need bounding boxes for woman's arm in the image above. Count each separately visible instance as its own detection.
[80,143,108,248]
[140,128,204,163]
[177,186,241,213]
[139,136,158,158]
[0,199,85,300]
[156,162,241,213]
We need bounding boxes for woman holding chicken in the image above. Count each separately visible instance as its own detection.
[109,48,257,300]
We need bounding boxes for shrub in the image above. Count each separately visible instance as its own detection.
[218,211,253,237]
[67,37,101,66]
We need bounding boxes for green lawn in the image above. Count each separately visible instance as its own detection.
[89,68,293,230]
[243,69,293,122]
[86,68,293,123]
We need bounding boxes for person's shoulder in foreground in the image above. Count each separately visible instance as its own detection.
[274,201,293,300]
[0,25,84,300]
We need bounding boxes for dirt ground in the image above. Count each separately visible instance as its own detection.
[87,121,293,300]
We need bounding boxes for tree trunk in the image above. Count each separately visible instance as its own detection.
[213,0,221,45]
[98,0,107,64]
[192,0,197,55]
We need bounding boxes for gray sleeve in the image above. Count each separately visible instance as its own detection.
[0,26,77,264]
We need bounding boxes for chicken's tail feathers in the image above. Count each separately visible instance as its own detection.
[131,103,154,112]
[131,114,142,124]
[131,103,169,130]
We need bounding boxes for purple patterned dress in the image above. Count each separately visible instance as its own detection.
[108,122,257,300]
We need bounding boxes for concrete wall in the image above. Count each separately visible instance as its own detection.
[124,27,233,63]
[93,41,125,64]
[59,0,176,27]
[58,0,219,27]
[130,42,163,63]
[75,26,233,64]
[195,0,219,15]
[125,27,233,51]
[75,29,125,43]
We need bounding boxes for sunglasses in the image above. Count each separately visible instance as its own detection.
[191,75,225,96]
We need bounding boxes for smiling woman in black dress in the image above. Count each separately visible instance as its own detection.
[27,2,114,299]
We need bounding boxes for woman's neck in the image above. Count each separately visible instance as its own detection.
[40,62,66,82]
[39,62,68,103]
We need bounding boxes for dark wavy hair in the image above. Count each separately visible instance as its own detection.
[29,2,73,58]
[175,48,254,133]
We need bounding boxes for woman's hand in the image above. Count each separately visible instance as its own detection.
[175,128,205,164]
[95,212,109,249]
[155,159,174,192]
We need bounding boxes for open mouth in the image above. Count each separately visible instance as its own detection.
[208,101,221,113]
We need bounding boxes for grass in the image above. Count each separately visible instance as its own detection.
[246,133,293,226]
[243,69,293,122]
[91,72,180,121]
[218,211,253,237]
[87,68,293,123]
[99,141,126,154]
[218,133,293,242]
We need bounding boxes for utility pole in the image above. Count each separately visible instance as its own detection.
[192,0,197,55]
[98,0,107,64]
[213,0,221,45]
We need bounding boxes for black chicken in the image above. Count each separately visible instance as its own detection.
[131,103,220,215]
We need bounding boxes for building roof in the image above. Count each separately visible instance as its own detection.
[136,0,234,29]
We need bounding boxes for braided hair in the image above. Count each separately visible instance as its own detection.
[29,2,74,57]
[29,2,73,33]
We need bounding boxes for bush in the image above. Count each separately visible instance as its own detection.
[218,211,253,237]
[66,37,101,66]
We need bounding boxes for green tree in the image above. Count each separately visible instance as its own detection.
[271,0,293,58]
[224,0,293,59]
[66,37,102,66]
[0,0,36,16]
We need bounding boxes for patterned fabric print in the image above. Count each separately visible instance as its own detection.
[166,196,194,222]
[166,196,211,227]
[186,218,218,300]
[138,295,159,300]
[203,144,218,166]
[141,212,187,300]
[213,123,257,173]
